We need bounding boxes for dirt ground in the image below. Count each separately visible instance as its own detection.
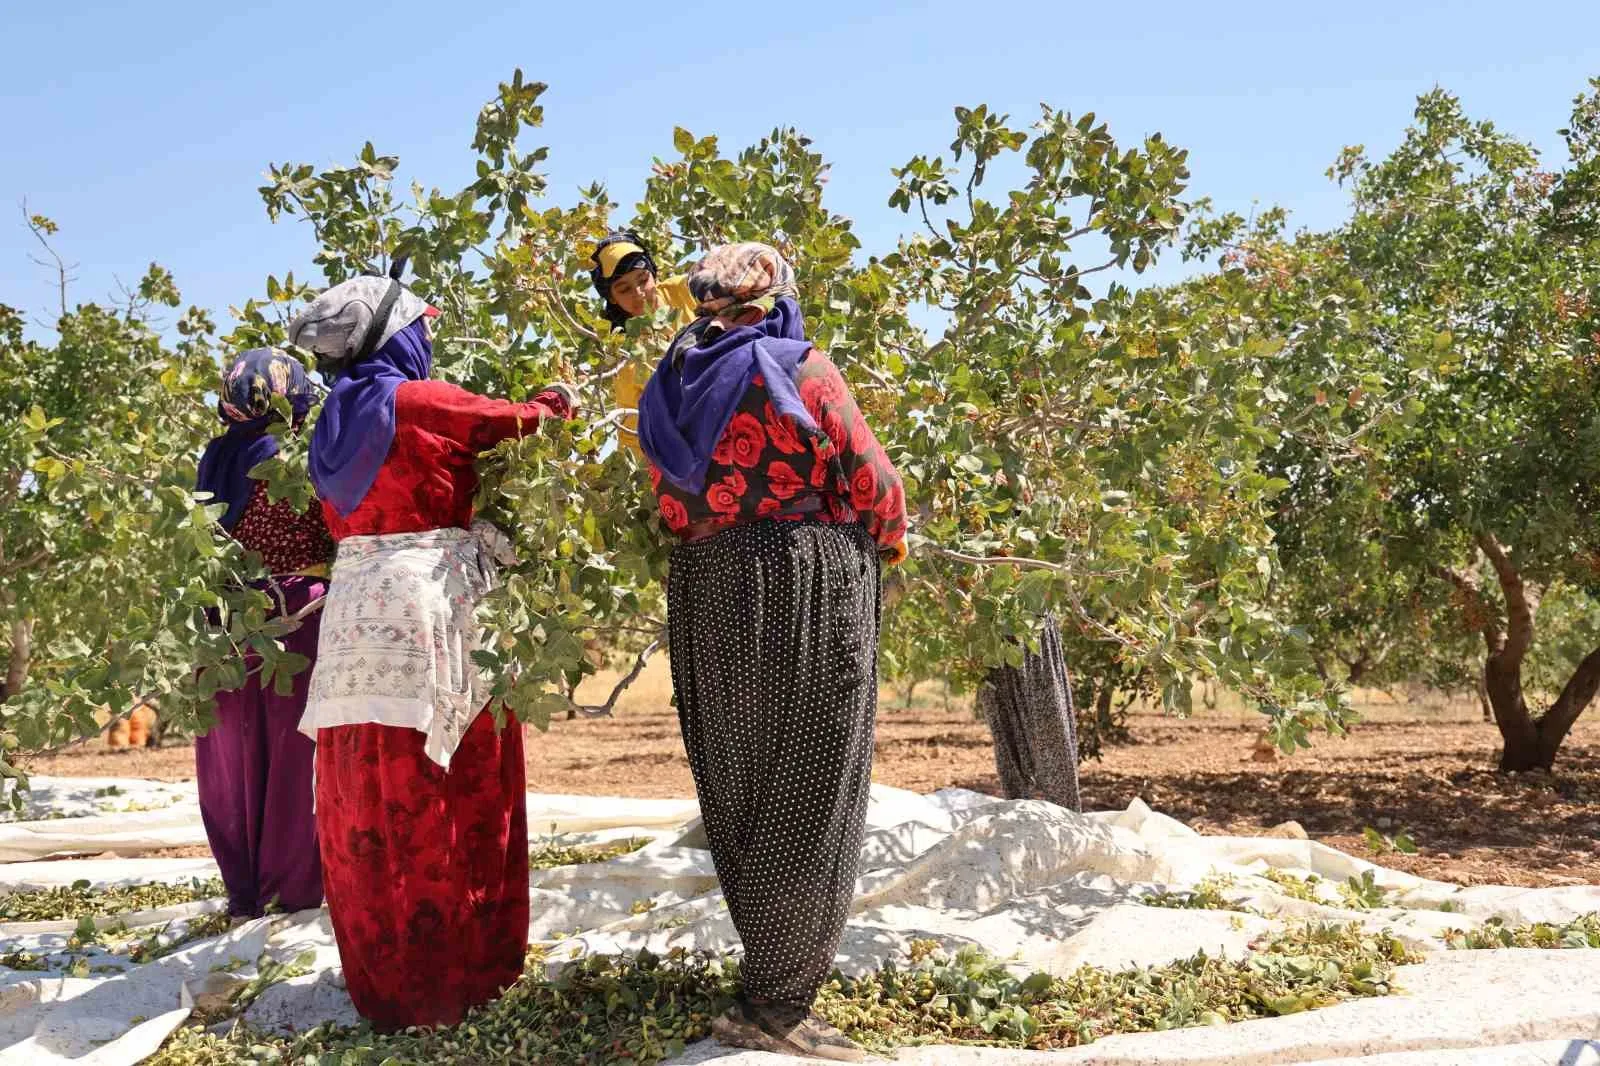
[27,661,1600,889]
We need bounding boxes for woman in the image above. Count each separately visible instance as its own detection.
[589,229,697,331]
[288,272,576,1031]
[193,348,330,921]
[637,243,907,1061]
[590,230,696,457]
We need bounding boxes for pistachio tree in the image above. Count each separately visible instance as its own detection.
[3,71,1359,787]
[0,216,325,795]
[1218,83,1600,769]
[229,71,1347,752]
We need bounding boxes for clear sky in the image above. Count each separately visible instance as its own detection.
[3,1,1598,337]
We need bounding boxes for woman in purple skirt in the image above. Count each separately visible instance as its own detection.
[193,348,331,919]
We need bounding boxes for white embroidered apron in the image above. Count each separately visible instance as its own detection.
[300,520,514,768]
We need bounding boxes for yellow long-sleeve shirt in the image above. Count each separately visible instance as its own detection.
[613,275,697,457]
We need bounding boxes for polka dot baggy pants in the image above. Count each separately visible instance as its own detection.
[667,519,880,1008]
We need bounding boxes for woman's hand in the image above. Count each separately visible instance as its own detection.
[539,383,580,416]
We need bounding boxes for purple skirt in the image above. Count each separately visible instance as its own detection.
[195,575,325,917]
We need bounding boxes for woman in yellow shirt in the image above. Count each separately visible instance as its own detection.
[590,231,698,455]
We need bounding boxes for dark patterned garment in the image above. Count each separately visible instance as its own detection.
[668,520,880,1007]
[314,710,527,1031]
[978,615,1082,811]
[229,481,335,574]
[648,351,907,551]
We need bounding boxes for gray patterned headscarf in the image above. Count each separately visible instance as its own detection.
[289,276,435,372]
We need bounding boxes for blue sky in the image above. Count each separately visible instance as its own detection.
[3,1,1597,337]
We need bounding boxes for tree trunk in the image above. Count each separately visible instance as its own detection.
[1486,653,1542,770]
[1,617,31,702]
[1444,535,1556,771]
[1475,671,1492,723]
[902,680,917,710]
[1535,644,1600,767]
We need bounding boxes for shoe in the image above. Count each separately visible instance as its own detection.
[795,1010,867,1062]
[710,999,866,1061]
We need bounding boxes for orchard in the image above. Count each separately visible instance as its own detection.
[3,71,1598,786]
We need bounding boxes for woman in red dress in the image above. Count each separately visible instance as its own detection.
[289,273,576,1030]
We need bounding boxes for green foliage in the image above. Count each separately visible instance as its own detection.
[1442,913,1600,950]
[1261,869,1327,904]
[0,218,327,790]
[528,835,649,870]
[0,877,225,922]
[228,72,1348,746]
[1337,870,1387,911]
[1216,81,1600,765]
[37,74,1600,779]
[1138,873,1246,912]
[0,949,49,971]
[147,925,1415,1063]
[1363,826,1418,855]
[126,910,235,964]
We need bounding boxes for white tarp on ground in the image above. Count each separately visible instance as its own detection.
[2,778,1599,1064]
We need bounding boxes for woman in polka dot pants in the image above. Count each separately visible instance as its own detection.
[637,244,908,1060]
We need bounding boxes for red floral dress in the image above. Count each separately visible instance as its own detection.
[648,350,907,553]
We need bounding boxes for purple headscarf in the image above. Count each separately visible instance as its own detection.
[638,297,817,493]
[195,348,314,531]
[308,318,433,516]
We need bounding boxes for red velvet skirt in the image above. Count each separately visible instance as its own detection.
[315,710,528,1030]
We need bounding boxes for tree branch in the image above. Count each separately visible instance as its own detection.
[595,407,636,430]
[3,617,32,701]
[0,549,49,579]
[1475,532,1534,662]
[1020,255,1120,288]
[21,200,76,319]
[916,190,942,243]
[1538,642,1600,762]
[921,544,1068,572]
[525,282,602,342]
[570,637,661,718]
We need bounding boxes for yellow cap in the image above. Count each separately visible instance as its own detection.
[596,241,647,279]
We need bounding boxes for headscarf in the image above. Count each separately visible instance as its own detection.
[195,348,314,531]
[292,276,438,517]
[683,241,799,317]
[289,274,436,381]
[590,231,659,331]
[638,243,816,493]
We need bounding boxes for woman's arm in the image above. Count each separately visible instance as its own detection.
[797,353,908,557]
[399,379,576,452]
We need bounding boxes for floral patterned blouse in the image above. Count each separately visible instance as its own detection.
[648,350,907,552]
[230,480,335,574]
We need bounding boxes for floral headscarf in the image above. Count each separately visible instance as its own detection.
[218,347,314,425]
[196,348,315,531]
[684,242,799,319]
[640,243,817,493]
